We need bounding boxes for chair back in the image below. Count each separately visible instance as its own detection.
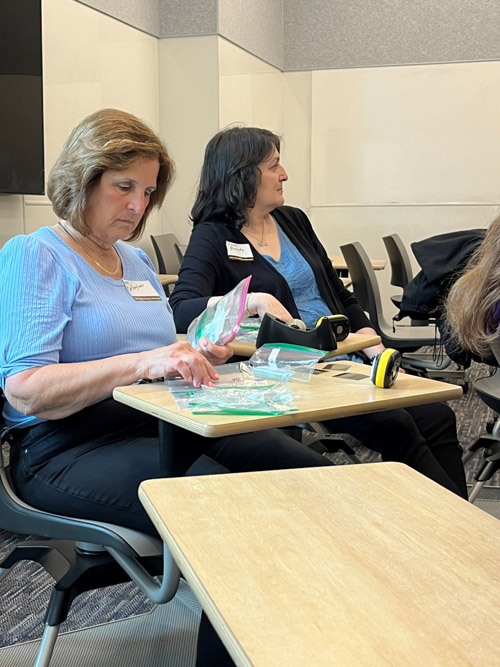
[0,389,179,600]
[340,241,438,351]
[382,234,413,289]
[174,242,185,266]
[339,241,384,329]
[489,339,500,366]
[150,233,182,274]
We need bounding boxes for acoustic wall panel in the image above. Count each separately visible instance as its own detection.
[285,0,500,71]
[218,0,283,70]
[76,0,159,36]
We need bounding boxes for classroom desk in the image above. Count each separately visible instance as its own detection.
[160,266,370,285]
[330,254,386,273]
[177,332,381,360]
[113,361,461,440]
[158,273,178,286]
[139,462,500,666]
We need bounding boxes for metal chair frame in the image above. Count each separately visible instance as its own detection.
[0,392,180,667]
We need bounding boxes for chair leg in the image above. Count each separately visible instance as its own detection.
[468,480,486,503]
[466,444,500,503]
[0,540,146,667]
[35,623,60,667]
[462,435,497,465]
[301,424,363,464]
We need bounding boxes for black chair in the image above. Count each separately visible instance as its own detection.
[462,342,500,502]
[382,233,413,309]
[301,422,362,464]
[0,390,226,666]
[150,233,182,296]
[174,242,186,266]
[339,241,465,383]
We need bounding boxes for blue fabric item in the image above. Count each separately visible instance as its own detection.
[0,226,175,428]
[263,222,332,328]
[492,302,500,327]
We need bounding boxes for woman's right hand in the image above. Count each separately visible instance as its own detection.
[247,293,293,322]
[138,341,220,388]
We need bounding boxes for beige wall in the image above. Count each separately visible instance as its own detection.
[158,36,219,244]
[309,61,500,308]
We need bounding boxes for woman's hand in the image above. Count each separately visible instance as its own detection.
[196,337,233,366]
[247,293,293,322]
[138,341,221,387]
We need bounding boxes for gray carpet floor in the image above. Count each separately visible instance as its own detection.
[1,359,499,655]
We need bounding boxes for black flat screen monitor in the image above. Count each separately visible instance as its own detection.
[0,1,44,195]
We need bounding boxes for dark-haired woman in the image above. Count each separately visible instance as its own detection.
[170,126,467,499]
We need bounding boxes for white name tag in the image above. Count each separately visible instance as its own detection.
[226,241,253,260]
[122,280,162,301]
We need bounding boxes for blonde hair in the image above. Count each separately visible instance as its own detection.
[47,109,174,241]
[446,215,500,355]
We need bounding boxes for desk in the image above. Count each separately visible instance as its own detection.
[158,273,178,286]
[139,463,500,666]
[330,254,386,272]
[114,361,461,438]
[177,332,381,360]
[159,266,358,286]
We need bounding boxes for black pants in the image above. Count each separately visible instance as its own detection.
[325,401,467,498]
[8,399,331,536]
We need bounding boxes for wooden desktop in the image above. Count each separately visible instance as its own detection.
[113,361,461,439]
[176,332,381,360]
[140,463,500,666]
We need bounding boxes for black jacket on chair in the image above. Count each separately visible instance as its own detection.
[399,228,486,365]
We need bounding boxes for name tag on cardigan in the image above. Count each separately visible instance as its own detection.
[122,280,162,300]
[226,241,253,261]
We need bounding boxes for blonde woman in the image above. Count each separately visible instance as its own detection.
[447,216,500,357]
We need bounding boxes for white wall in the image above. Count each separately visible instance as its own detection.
[309,61,500,306]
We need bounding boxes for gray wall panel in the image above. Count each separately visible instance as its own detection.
[285,0,500,70]
[218,0,283,69]
[76,0,160,36]
[159,0,217,37]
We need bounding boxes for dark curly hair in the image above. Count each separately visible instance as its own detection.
[191,126,280,229]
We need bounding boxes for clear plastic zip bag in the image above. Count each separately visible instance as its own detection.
[186,276,251,346]
[247,343,324,382]
[189,381,297,415]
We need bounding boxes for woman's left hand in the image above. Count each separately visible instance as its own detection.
[197,337,233,366]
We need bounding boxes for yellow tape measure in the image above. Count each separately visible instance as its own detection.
[370,348,402,388]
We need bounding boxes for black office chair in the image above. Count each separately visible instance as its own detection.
[339,241,464,382]
[382,233,434,327]
[382,233,413,309]
[462,342,500,502]
[301,422,362,464]
[174,242,186,266]
[150,233,182,296]
[0,391,224,666]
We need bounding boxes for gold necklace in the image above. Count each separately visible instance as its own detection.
[244,219,268,248]
[57,221,122,277]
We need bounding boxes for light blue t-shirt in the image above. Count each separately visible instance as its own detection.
[0,226,176,428]
[263,223,332,329]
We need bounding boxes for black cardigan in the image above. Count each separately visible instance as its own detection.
[169,205,371,334]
